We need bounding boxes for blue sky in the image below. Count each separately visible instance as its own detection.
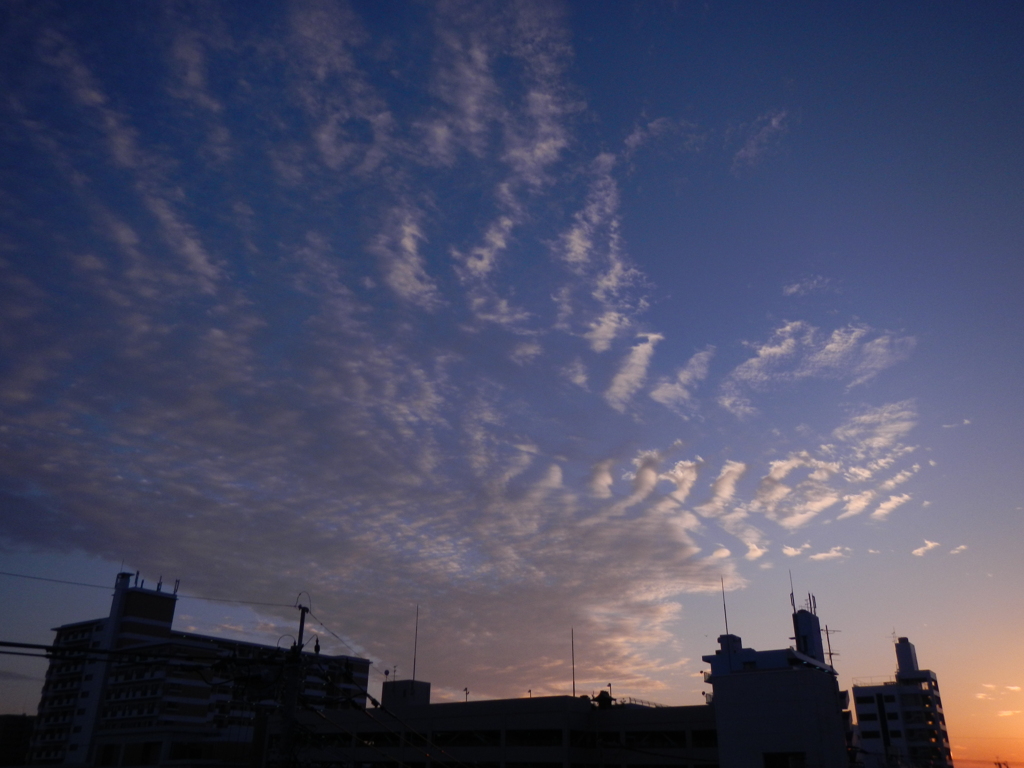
[1,2,1023,763]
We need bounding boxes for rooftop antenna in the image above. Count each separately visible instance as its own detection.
[721,577,730,636]
[412,604,420,682]
[823,625,841,667]
[789,570,797,614]
[173,579,180,595]
[571,627,576,697]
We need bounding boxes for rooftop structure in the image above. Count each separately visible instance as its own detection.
[29,572,369,766]
[852,637,953,767]
[701,599,852,768]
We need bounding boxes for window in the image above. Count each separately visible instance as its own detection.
[506,729,563,747]
[883,695,895,703]
[890,731,902,739]
[861,731,881,739]
[432,731,500,747]
[858,714,877,722]
[763,753,806,768]
[854,696,874,705]
[358,732,401,747]
[887,712,899,720]
[624,731,688,749]
[692,730,717,748]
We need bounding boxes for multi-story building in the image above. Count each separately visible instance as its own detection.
[29,572,369,766]
[270,680,720,768]
[701,601,852,768]
[852,637,953,767]
[265,598,854,768]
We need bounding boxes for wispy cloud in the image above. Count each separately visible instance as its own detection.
[950,545,968,555]
[942,418,971,428]
[808,546,850,561]
[650,347,714,417]
[871,493,912,520]
[782,543,811,557]
[718,323,915,416]
[912,540,940,556]
[370,206,443,310]
[605,333,663,412]
[783,276,832,296]
[838,490,876,520]
[731,109,789,174]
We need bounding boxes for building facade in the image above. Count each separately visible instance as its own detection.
[701,606,852,768]
[270,684,720,768]
[852,637,953,768]
[29,573,369,766]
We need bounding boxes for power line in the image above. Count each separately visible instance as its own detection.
[0,569,294,608]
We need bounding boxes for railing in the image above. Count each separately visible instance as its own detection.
[851,676,896,686]
[617,696,666,708]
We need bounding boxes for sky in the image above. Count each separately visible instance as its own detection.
[1,1,1023,764]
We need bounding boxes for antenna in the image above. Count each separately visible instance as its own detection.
[571,628,576,697]
[789,570,796,614]
[823,625,841,667]
[173,579,180,595]
[412,604,419,682]
[721,577,730,636]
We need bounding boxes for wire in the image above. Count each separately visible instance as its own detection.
[0,569,294,608]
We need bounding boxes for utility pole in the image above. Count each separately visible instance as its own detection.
[276,605,310,766]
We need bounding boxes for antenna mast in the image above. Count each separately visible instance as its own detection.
[571,627,576,697]
[789,570,796,614]
[412,604,419,682]
[823,625,841,667]
[721,577,730,636]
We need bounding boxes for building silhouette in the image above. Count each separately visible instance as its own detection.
[28,573,368,766]
[25,576,956,768]
[701,602,851,768]
[852,637,954,767]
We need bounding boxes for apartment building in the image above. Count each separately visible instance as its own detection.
[29,572,369,766]
[852,637,953,768]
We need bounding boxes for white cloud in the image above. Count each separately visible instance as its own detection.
[371,208,442,310]
[584,310,628,352]
[879,464,920,490]
[732,109,789,174]
[588,459,616,499]
[942,418,971,428]
[808,546,850,561]
[782,543,811,557]
[912,540,940,556]
[605,333,663,412]
[453,215,516,281]
[833,402,917,460]
[660,460,701,505]
[720,323,915,413]
[650,347,714,416]
[871,493,912,520]
[783,276,831,296]
[949,545,967,555]
[837,490,876,520]
[561,358,589,389]
[997,711,1021,717]
[510,342,542,365]
[695,461,747,519]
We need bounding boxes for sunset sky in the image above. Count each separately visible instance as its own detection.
[1,2,1023,764]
